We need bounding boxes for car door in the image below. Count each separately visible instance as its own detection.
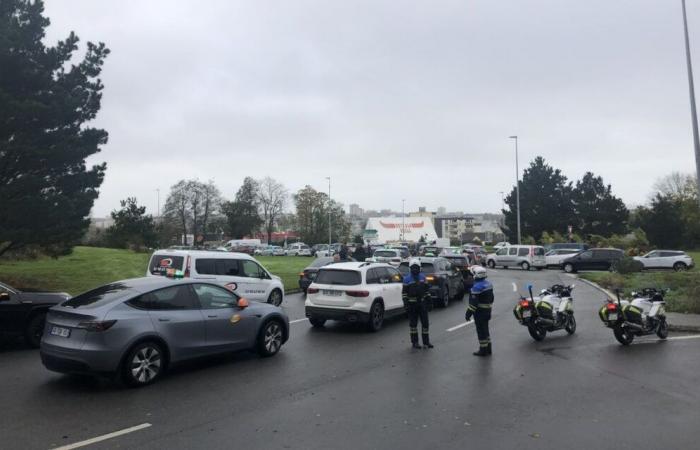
[641,251,660,269]
[383,267,404,311]
[0,284,25,334]
[238,259,270,302]
[145,284,207,361]
[192,283,259,352]
[657,251,675,269]
[505,247,518,267]
[592,250,610,270]
[494,247,508,265]
[444,261,461,296]
[576,250,594,270]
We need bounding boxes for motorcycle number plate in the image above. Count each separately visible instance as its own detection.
[522,311,531,318]
[608,313,617,321]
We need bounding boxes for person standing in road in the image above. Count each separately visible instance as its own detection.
[339,243,349,261]
[465,266,493,356]
[352,244,367,262]
[402,259,433,349]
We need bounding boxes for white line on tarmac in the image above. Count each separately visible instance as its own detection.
[54,423,152,450]
[511,282,517,292]
[447,320,474,332]
[289,318,309,324]
[635,334,700,344]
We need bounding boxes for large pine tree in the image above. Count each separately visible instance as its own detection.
[0,0,110,256]
[572,172,628,237]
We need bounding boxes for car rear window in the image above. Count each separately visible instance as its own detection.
[314,269,361,286]
[446,257,468,266]
[149,255,185,276]
[420,263,435,274]
[62,283,133,309]
[374,250,397,257]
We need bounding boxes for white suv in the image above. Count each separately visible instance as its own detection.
[634,250,695,271]
[305,262,404,331]
[286,243,312,256]
[368,248,403,266]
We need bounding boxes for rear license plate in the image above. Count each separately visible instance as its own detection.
[522,310,531,318]
[608,313,617,321]
[50,326,71,338]
[322,290,342,296]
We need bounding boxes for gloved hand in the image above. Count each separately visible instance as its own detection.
[465,309,473,322]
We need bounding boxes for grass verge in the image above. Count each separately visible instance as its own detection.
[0,247,313,295]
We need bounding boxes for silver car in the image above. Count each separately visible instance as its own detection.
[40,277,289,387]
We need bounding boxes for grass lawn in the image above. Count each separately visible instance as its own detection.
[579,250,700,314]
[0,247,313,295]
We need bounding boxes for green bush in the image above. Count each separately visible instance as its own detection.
[614,257,644,274]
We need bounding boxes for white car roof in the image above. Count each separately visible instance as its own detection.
[319,262,391,272]
[152,249,254,260]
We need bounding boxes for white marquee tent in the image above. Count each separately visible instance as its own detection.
[364,217,438,244]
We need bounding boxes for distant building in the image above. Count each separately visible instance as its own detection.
[364,216,438,244]
[437,206,447,215]
[349,203,363,217]
[91,217,115,229]
[434,216,475,241]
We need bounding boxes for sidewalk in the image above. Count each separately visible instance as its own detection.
[576,276,700,333]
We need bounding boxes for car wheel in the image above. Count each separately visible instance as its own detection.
[122,341,165,387]
[440,286,450,308]
[673,262,688,272]
[563,263,575,274]
[267,289,283,307]
[613,325,634,345]
[521,262,531,271]
[366,301,384,332]
[309,317,326,328]
[258,320,284,357]
[527,324,547,341]
[487,260,496,269]
[656,318,669,339]
[565,314,577,335]
[24,313,46,348]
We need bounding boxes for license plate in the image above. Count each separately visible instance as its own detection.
[522,311,531,318]
[322,290,342,296]
[50,326,71,338]
[608,313,617,321]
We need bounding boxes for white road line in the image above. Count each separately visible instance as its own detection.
[511,282,517,292]
[636,334,700,344]
[54,423,152,450]
[289,318,309,324]
[447,320,474,332]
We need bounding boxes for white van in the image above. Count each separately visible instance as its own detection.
[485,245,546,270]
[146,250,285,306]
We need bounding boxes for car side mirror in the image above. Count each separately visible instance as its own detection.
[237,298,249,309]
[0,292,10,302]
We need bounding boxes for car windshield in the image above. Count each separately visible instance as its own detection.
[62,283,133,309]
[314,269,361,285]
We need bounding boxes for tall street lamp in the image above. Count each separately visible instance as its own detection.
[682,0,700,205]
[498,191,505,227]
[401,199,405,242]
[326,177,332,248]
[509,136,522,245]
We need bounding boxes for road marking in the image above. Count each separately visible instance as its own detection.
[512,282,517,292]
[447,320,474,332]
[289,318,309,324]
[54,423,152,450]
[635,334,700,344]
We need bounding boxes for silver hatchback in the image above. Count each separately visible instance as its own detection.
[40,277,289,387]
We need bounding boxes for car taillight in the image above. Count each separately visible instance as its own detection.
[519,300,530,308]
[78,320,117,332]
[345,290,370,297]
[426,275,436,283]
[606,303,617,311]
[307,288,319,294]
[299,272,305,278]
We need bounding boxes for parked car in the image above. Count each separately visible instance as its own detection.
[486,245,546,270]
[369,248,404,266]
[286,243,312,257]
[146,250,285,306]
[254,245,278,256]
[493,242,510,250]
[305,262,404,331]
[545,249,581,268]
[0,282,70,348]
[634,250,695,271]
[420,245,442,256]
[441,255,475,291]
[546,242,589,252]
[298,256,356,293]
[272,246,286,256]
[560,248,624,273]
[40,277,289,387]
[398,257,465,308]
[314,244,334,257]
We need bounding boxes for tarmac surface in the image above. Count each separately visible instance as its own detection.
[1,268,699,449]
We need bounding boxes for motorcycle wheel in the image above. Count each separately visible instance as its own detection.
[656,318,669,339]
[613,325,634,345]
[565,314,576,335]
[527,324,547,341]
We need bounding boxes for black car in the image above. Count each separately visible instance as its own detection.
[299,256,355,293]
[442,255,475,291]
[561,248,624,273]
[398,257,465,308]
[0,282,70,347]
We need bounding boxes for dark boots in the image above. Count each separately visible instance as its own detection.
[422,333,434,349]
[473,342,492,357]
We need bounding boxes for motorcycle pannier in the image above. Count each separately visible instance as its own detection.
[535,300,554,319]
[622,304,643,324]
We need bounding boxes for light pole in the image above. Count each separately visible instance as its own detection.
[401,199,405,242]
[509,136,522,245]
[326,177,331,248]
[682,0,700,205]
[498,191,505,227]
[156,188,160,218]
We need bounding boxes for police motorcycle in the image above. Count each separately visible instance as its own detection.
[513,284,576,341]
[598,288,669,345]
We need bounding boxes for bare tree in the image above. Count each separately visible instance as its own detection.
[257,177,288,244]
[653,172,698,201]
[163,179,222,245]
[163,180,190,245]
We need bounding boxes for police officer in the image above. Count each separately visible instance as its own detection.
[403,259,433,349]
[465,266,493,356]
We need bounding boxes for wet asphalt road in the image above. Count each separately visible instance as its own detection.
[1,269,699,450]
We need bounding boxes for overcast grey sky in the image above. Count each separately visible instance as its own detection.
[44,0,699,217]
